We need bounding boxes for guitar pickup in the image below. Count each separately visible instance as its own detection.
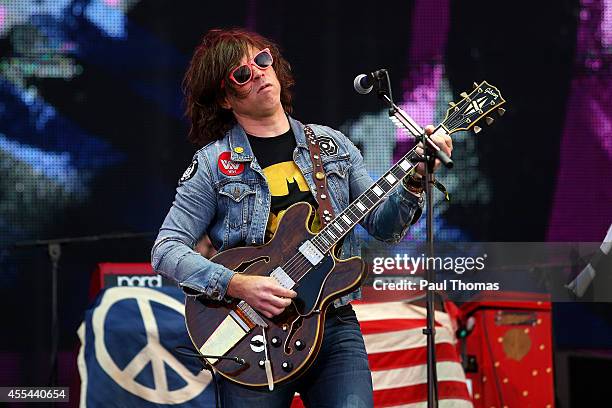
[270,267,296,289]
[298,240,324,265]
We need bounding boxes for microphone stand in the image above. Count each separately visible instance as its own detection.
[422,141,439,408]
[371,71,453,408]
[13,232,156,387]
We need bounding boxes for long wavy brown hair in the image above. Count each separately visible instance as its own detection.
[183,28,294,147]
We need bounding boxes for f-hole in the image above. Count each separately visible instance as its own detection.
[283,316,303,355]
[234,256,269,272]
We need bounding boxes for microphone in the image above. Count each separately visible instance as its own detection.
[353,69,387,94]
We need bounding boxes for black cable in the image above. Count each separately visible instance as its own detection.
[174,346,222,408]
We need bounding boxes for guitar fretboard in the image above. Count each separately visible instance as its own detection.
[311,144,424,253]
[293,80,504,282]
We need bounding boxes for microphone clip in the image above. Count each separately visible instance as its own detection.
[354,68,392,101]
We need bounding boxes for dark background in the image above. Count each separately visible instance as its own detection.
[0,1,610,406]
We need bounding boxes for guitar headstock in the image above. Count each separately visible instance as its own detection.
[442,81,506,135]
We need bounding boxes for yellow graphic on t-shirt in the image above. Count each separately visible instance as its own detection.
[262,161,320,238]
[263,162,310,196]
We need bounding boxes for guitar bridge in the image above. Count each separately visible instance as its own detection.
[237,301,268,328]
[198,301,267,365]
[298,240,324,265]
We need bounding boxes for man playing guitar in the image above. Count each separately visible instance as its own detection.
[152,28,452,407]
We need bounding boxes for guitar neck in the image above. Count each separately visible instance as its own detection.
[311,135,432,253]
[310,80,506,253]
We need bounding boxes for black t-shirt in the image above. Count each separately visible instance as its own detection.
[247,129,319,239]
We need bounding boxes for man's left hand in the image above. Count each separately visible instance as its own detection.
[414,125,453,176]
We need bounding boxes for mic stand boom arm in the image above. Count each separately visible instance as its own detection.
[380,94,453,169]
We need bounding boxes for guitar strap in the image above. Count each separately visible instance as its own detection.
[303,126,336,228]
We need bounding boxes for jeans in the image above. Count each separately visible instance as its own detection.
[219,305,374,408]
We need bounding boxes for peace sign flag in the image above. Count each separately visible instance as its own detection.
[78,286,216,407]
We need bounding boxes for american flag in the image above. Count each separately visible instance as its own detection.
[292,301,473,408]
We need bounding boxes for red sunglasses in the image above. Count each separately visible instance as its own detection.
[227,48,274,86]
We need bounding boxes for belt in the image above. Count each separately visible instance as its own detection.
[325,303,353,317]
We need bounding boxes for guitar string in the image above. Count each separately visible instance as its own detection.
[281,104,460,279]
[280,164,410,282]
[281,143,422,280]
[282,174,399,280]
[272,93,498,282]
[280,192,370,279]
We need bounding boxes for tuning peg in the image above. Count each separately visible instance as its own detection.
[473,82,479,88]
[474,126,482,134]
[460,92,469,98]
[449,101,456,108]
[497,107,506,116]
[485,117,494,125]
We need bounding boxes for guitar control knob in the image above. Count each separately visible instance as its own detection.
[295,340,305,350]
[281,361,293,372]
[258,360,265,368]
[271,337,281,347]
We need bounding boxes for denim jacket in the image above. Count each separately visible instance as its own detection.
[151,115,423,307]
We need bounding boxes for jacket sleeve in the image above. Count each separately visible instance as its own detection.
[336,129,423,243]
[150,153,235,300]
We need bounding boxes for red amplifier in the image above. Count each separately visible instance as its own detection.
[460,292,554,408]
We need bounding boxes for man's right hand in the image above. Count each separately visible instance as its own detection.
[226,273,297,318]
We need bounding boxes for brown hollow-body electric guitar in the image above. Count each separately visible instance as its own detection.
[185,81,505,389]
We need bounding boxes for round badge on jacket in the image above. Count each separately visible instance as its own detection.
[218,151,245,176]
